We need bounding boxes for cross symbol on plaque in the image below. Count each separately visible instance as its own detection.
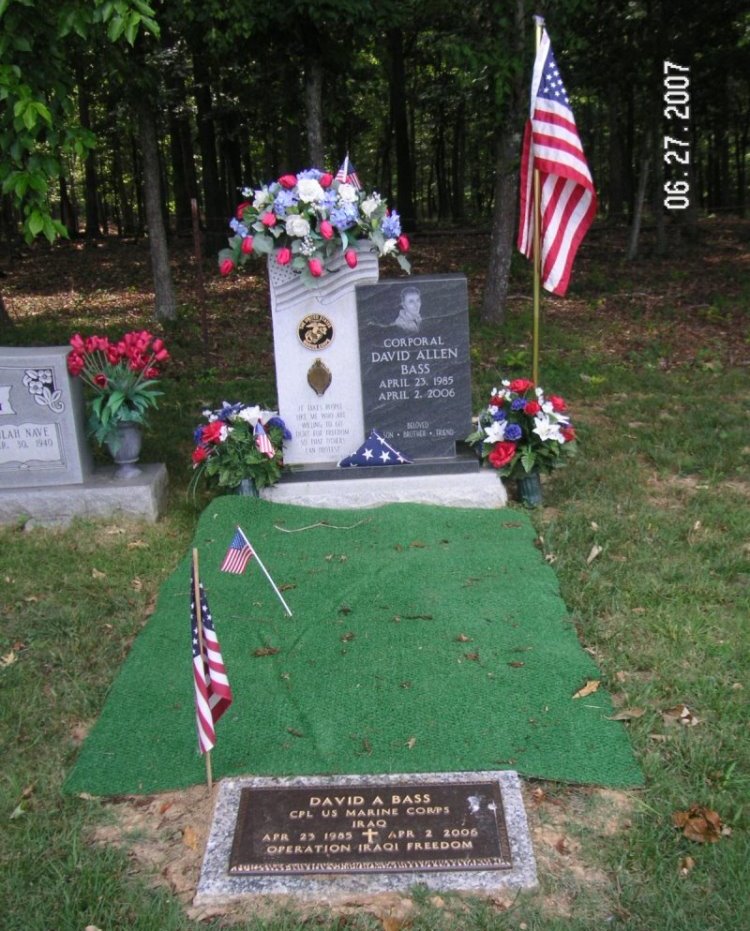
[362,827,379,845]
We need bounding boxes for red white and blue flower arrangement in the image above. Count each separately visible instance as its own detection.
[466,378,577,480]
[190,402,291,494]
[218,168,411,287]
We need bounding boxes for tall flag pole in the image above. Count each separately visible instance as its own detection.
[191,548,233,791]
[220,525,293,617]
[518,15,597,384]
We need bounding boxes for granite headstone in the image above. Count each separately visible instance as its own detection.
[0,346,92,489]
[356,275,472,460]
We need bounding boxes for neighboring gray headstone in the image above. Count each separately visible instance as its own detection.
[0,346,92,488]
[356,275,472,460]
[195,771,536,906]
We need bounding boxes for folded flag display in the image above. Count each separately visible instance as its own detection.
[338,430,412,467]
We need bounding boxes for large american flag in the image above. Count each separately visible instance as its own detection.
[191,567,232,754]
[517,26,596,296]
[220,527,255,574]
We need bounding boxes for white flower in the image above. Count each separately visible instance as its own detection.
[253,187,271,210]
[533,414,564,444]
[381,237,398,255]
[483,420,506,444]
[361,194,381,216]
[337,182,357,203]
[297,178,325,203]
[237,405,262,426]
[285,215,311,237]
[501,379,510,387]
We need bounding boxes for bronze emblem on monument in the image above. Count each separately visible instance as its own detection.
[298,313,334,351]
[307,359,332,396]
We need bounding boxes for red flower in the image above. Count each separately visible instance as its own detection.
[344,249,358,269]
[308,258,323,277]
[319,220,334,240]
[397,234,410,253]
[261,211,277,227]
[93,373,108,388]
[151,338,164,353]
[219,258,235,277]
[549,395,567,412]
[524,400,541,416]
[106,346,121,365]
[201,422,225,445]
[561,426,576,443]
[192,446,209,464]
[510,378,534,393]
[145,367,159,379]
[489,394,505,407]
[241,235,254,255]
[319,172,333,188]
[276,247,292,266]
[69,333,85,353]
[67,352,84,376]
[235,201,251,220]
[278,174,297,189]
[488,441,517,469]
[154,348,169,362]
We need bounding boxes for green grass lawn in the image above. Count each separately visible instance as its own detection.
[1,219,749,929]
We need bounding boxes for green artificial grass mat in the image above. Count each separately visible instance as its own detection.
[65,497,643,795]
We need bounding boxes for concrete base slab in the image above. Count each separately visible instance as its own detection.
[0,462,168,526]
[262,470,507,509]
[194,771,536,907]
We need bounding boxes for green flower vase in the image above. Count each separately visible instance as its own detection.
[516,471,542,508]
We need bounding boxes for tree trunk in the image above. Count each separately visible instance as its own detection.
[112,142,135,237]
[0,291,13,332]
[59,176,78,237]
[76,65,101,239]
[137,100,176,322]
[481,125,521,325]
[388,28,416,230]
[191,32,225,249]
[304,52,325,166]
[451,101,466,222]
[626,152,650,260]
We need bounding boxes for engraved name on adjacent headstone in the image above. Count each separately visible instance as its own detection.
[229,779,512,875]
[0,346,91,489]
[356,275,473,459]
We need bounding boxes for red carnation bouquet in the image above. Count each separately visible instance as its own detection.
[67,330,168,446]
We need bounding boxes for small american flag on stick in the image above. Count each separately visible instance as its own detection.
[335,155,362,190]
[220,528,255,574]
[191,562,232,755]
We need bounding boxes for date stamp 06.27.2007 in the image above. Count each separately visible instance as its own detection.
[663,60,691,211]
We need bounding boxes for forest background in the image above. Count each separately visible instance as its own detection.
[1,0,748,324]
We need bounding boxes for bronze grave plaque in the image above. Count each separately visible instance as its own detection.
[229,780,512,875]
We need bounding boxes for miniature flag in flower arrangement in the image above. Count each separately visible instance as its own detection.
[254,420,275,458]
[191,562,232,755]
[517,21,596,295]
[335,154,361,190]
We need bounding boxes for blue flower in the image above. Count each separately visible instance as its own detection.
[492,408,507,422]
[382,210,402,238]
[505,423,523,441]
[297,168,322,180]
[266,416,292,440]
[331,203,358,230]
[273,189,298,216]
[218,401,243,421]
[193,426,204,443]
[230,218,248,237]
[511,398,526,411]
[321,191,338,211]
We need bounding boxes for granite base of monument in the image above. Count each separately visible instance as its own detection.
[194,771,536,907]
[0,462,168,526]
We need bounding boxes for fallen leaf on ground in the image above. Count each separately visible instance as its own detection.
[608,708,645,721]
[253,646,279,657]
[1,650,17,668]
[381,918,410,931]
[409,540,426,548]
[406,737,417,749]
[131,577,142,591]
[127,539,149,549]
[340,631,355,642]
[92,568,106,579]
[572,679,600,699]
[531,787,546,804]
[586,544,603,564]
[508,661,525,668]
[455,633,472,643]
[663,704,701,727]
[672,805,727,843]
[464,652,480,662]
[287,727,304,738]
[679,855,696,875]
[182,825,200,851]
[554,836,570,855]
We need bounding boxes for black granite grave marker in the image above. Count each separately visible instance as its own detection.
[356,275,472,460]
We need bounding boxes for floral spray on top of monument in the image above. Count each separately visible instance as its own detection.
[218,161,411,288]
